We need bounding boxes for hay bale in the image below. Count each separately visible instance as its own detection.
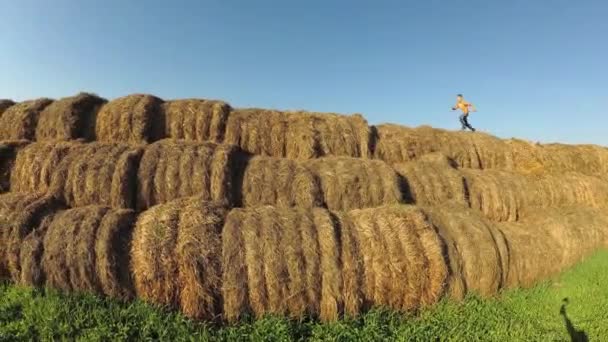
[0,99,15,117]
[303,157,404,211]
[131,198,226,320]
[0,140,30,192]
[137,140,240,210]
[17,215,55,286]
[240,156,322,208]
[224,108,289,157]
[345,206,447,311]
[49,142,143,209]
[162,99,231,143]
[0,193,65,282]
[35,92,107,141]
[42,206,136,299]
[393,153,468,206]
[225,109,371,160]
[0,98,54,140]
[222,206,342,322]
[423,204,509,299]
[498,207,608,288]
[461,169,524,222]
[95,94,164,144]
[10,141,76,194]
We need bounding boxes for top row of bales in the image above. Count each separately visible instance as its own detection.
[0,93,371,160]
[2,93,608,176]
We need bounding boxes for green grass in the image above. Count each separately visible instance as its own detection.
[2,250,608,341]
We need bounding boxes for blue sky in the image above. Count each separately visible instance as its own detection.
[1,0,607,145]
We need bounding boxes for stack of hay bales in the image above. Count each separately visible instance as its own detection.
[0,98,54,140]
[49,143,143,209]
[224,109,371,160]
[35,93,107,141]
[137,140,241,210]
[303,157,404,211]
[95,94,164,144]
[0,140,30,192]
[41,206,136,299]
[162,99,231,143]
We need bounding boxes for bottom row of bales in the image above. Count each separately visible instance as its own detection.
[1,193,607,323]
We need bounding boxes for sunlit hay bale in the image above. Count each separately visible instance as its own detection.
[136,140,240,210]
[284,111,371,160]
[49,142,143,209]
[225,108,371,160]
[0,99,15,117]
[35,92,107,141]
[240,156,322,208]
[0,98,54,140]
[162,99,231,143]
[42,206,136,299]
[393,153,468,206]
[95,94,164,144]
[221,206,342,322]
[303,157,404,211]
[461,169,524,222]
[0,193,49,278]
[0,140,30,192]
[10,141,76,194]
[0,193,65,282]
[423,204,509,300]
[131,197,226,320]
[345,206,448,311]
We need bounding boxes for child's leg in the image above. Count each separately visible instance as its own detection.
[463,115,475,131]
[459,114,467,130]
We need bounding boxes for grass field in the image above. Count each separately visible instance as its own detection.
[1,250,607,341]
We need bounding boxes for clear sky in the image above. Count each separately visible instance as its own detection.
[1,0,607,145]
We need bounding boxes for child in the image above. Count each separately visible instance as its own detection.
[451,94,477,131]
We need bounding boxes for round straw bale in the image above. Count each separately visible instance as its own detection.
[461,169,524,222]
[393,153,468,206]
[49,142,143,209]
[35,92,107,142]
[303,157,404,211]
[240,156,322,208]
[0,193,46,278]
[2,194,65,282]
[95,94,164,144]
[423,204,508,299]
[137,140,240,210]
[17,214,56,286]
[0,140,30,192]
[225,109,371,160]
[131,197,227,320]
[0,99,15,117]
[224,108,288,157]
[346,206,447,312]
[42,206,136,299]
[162,99,231,143]
[10,141,77,194]
[222,206,341,321]
[285,111,371,160]
[0,98,54,140]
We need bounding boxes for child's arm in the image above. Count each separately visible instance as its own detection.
[468,103,477,112]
